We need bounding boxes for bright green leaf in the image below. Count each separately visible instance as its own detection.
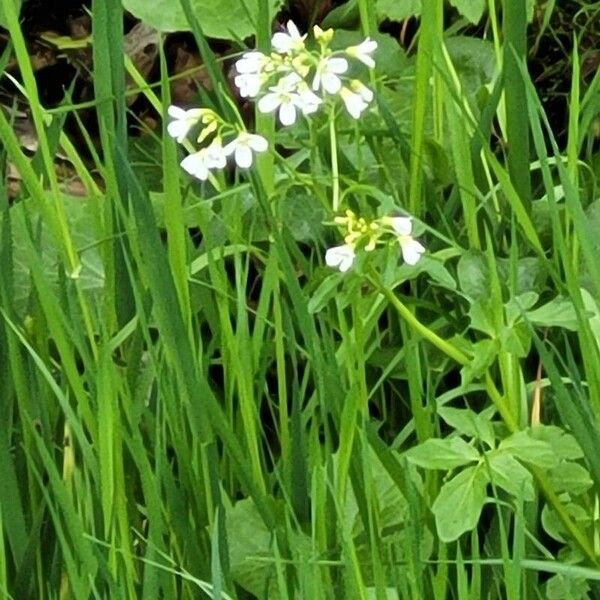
[525,296,580,331]
[405,437,480,470]
[550,462,593,496]
[448,0,486,24]
[376,0,421,22]
[486,450,535,501]
[499,431,559,469]
[432,465,488,542]
[437,406,496,448]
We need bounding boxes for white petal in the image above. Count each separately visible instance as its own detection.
[168,105,186,119]
[272,32,293,53]
[400,238,425,265]
[286,20,301,39]
[325,245,356,272]
[322,72,342,94]
[340,88,367,119]
[279,101,297,126]
[248,134,268,152]
[258,93,281,114]
[389,217,412,235]
[181,153,209,180]
[327,57,349,74]
[235,145,253,168]
[167,120,189,141]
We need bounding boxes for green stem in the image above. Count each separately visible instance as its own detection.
[329,109,340,212]
[372,273,598,565]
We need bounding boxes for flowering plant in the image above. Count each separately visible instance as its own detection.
[166,20,426,274]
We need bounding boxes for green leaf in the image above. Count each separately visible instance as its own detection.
[226,498,280,598]
[322,0,360,29]
[376,0,421,22]
[405,437,480,470]
[10,195,104,318]
[499,431,559,469]
[486,450,535,501]
[457,250,490,302]
[437,406,496,448]
[468,301,496,337]
[432,465,488,542]
[0,0,22,30]
[280,188,326,242]
[122,0,284,38]
[531,425,584,461]
[448,0,486,24]
[550,462,593,496]
[525,296,580,331]
[460,338,500,386]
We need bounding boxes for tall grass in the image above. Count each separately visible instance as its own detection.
[1,1,600,598]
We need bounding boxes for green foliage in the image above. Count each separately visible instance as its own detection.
[3,0,600,598]
[122,0,284,38]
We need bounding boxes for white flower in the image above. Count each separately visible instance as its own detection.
[386,216,413,236]
[223,132,268,168]
[312,56,348,94]
[296,83,323,115]
[399,236,426,265]
[167,106,206,143]
[383,216,425,265]
[325,244,356,272]
[346,38,378,68]
[258,75,305,126]
[349,79,374,103]
[272,20,306,54]
[339,86,370,119]
[235,51,269,74]
[234,73,264,98]
[180,141,227,181]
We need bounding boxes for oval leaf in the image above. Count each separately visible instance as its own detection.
[432,465,488,542]
[405,437,480,470]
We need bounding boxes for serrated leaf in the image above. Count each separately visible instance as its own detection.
[448,0,485,24]
[499,431,559,469]
[432,465,488,542]
[486,451,535,501]
[405,437,480,470]
[122,0,283,39]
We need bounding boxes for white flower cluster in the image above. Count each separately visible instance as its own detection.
[325,212,425,273]
[166,106,268,181]
[234,21,377,125]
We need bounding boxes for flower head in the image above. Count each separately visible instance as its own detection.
[235,73,264,98]
[180,141,227,181]
[325,244,356,272]
[235,51,270,74]
[339,86,370,119]
[382,216,426,265]
[167,106,207,143]
[399,237,426,265]
[223,132,268,168]
[346,38,378,68]
[272,20,307,54]
[312,56,349,94]
[257,74,306,126]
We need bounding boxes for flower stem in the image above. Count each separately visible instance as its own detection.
[329,109,340,212]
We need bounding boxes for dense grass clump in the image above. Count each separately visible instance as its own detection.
[2,1,600,598]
